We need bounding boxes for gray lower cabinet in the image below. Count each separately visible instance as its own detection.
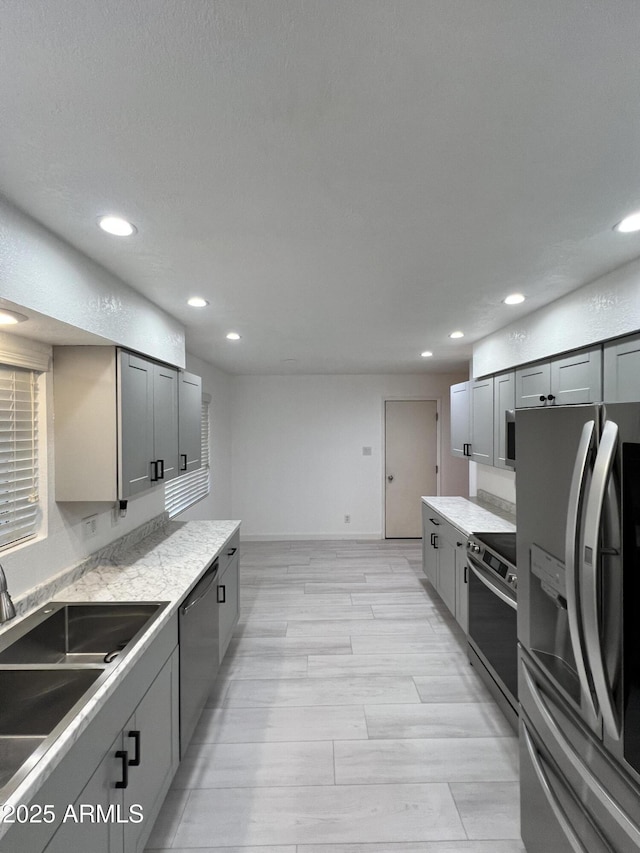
[422,505,467,631]
[603,333,640,402]
[493,371,515,469]
[2,617,179,853]
[218,532,240,662]
[450,381,470,458]
[515,346,602,408]
[469,377,494,466]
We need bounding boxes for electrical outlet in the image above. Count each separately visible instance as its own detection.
[82,514,98,538]
[344,514,351,524]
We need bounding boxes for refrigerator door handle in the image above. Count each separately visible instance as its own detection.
[582,419,621,741]
[565,419,598,721]
[522,724,591,853]
[522,658,640,848]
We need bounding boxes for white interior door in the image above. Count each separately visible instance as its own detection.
[385,400,438,538]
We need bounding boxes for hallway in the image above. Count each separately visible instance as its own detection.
[146,539,524,852]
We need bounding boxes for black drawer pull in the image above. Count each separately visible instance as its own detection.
[157,459,165,480]
[428,518,440,525]
[217,584,226,604]
[127,730,141,766]
[433,535,438,549]
[180,453,188,471]
[227,547,237,557]
[115,750,129,788]
[150,460,158,482]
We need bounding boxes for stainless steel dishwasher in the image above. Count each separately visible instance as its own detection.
[178,557,219,755]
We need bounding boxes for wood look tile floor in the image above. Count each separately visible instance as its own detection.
[145,540,525,853]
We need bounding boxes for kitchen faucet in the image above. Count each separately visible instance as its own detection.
[0,562,16,623]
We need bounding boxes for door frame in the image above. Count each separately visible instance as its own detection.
[381,396,441,539]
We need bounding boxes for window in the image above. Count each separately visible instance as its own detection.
[164,397,210,518]
[0,366,39,549]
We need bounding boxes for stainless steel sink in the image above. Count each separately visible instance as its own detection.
[0,668,104,793]
[0,602,164,665]
[0,600,169,801]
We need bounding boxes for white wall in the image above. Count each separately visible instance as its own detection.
[231,373,468,539]
[0,195,185,367]
[474,255,640,377]
[473,464,516,505]
[177,353,233,521]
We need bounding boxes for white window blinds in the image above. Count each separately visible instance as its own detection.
[164,398,210,519]
[0,366,39,549]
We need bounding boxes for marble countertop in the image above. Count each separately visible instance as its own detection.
[421,496,516,537]
[0,518,241,828]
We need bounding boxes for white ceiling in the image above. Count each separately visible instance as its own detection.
[1,0,640,374]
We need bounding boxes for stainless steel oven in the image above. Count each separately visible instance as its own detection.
[466,532,518,730]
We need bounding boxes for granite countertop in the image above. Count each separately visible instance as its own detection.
[0,518,241,827]
[421,496,516,536]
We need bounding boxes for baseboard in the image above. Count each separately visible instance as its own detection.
[239,533,383,542]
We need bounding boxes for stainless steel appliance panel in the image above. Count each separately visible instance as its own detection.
[515,404,602,725]
[179,558,219,755]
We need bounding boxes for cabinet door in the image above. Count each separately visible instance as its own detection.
[421,505,439,588]
[178,371,202,474]
[455,543,468,633]
[550,345,602,405]
[218,554,240,663]
[124,652,179,853]
[603,333,640,402]
[153,363,180,483]
[119,352,155,497]
[493,371,515,469]
[43,733,123,853]
[450,381,470,458]
[470,377,494,466]
[515,362,550,408]
[436,536,456,617]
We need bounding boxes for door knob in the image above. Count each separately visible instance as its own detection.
[387,474,394,482]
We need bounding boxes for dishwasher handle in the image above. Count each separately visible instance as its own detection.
[181,560,219,616]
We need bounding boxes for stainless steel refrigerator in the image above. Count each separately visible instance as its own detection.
[516,403,640,853]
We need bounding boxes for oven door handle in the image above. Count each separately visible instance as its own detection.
[468,560,517,611]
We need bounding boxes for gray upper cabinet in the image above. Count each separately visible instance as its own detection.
[119,352,179,496]
[515,346,601,408]
[54,346,190,501]
[470,377,494,466]
[450,381,471,458]
[550,346,602,404]
[603,333,640,402]
[119,352,155,497]
[493,371,515,469]
[178,370,202,474]
[515,361,551,408]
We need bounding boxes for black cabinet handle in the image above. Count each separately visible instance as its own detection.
[433,535,438,550]
[547,394,555,402]
[428,518,440,526]
[227,547,237,557]
[217,584,226,604]
[464,564,468,583]
[456,541,463,547]
[180,453,188,471]
[150,461,158,482]
[115,750,129,788]
[157,459,165,480]
[539,395,546,402]
[463,443,472,456]
[127,730,141,767]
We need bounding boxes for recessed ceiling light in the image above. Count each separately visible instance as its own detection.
[614,210,640,233]
[504,293,525,305]
[449,331,464,339]
[97,215,137,237]
[421,351,433,358]
[187,297,209,308]
[226,332,241,341]
[0,309,27,325]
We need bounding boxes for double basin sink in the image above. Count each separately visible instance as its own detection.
[0,601,168,800]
